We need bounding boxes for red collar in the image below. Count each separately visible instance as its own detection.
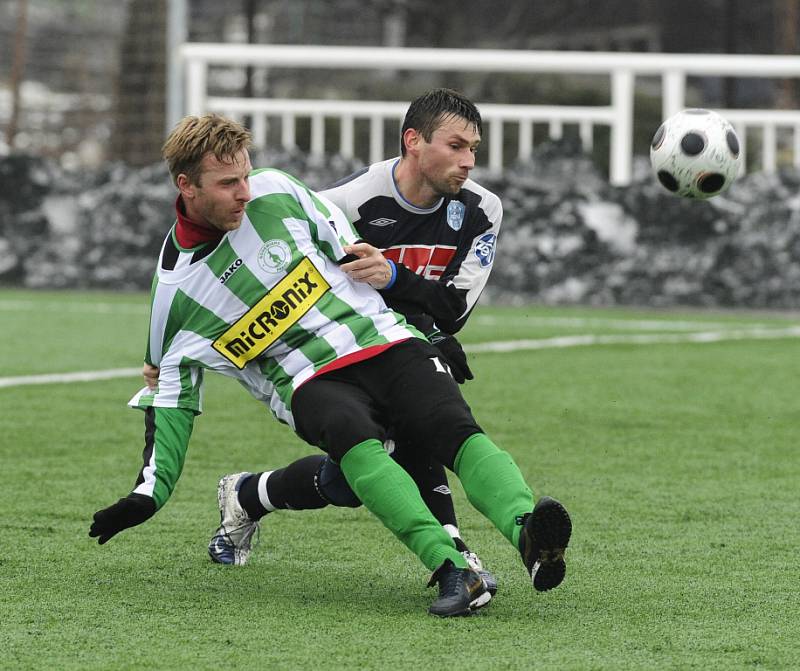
[174,196,224,248]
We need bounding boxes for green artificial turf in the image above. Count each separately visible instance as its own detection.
[1,288,798,670]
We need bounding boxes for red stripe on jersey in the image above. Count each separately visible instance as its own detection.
[383,245,457,280]
[298,340,410,387]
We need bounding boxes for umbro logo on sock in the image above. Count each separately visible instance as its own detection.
[433,485,451,495]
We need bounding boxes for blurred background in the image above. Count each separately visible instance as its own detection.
[2,0,800,307]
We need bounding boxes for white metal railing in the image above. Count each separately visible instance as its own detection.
[180,44,800,185]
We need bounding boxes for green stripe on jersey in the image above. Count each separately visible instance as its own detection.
[315,292,388,349]
[204,238,271,306]
[258,356,294,410]
[178,292,234,344]
[247,193,337,262]
[145,273,159,365]
[151,406,194,508]
[204,238,240,279]
[245,196,300,248]
[220,262,268,308]
[280,324,338,368]
[250,167,330,214]
[178,358,204,410]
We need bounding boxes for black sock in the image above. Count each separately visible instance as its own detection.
[238,474,268,520]
[241,454,330,516]
[391,447,460,529]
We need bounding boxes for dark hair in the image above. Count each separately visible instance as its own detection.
[400,88,482,156]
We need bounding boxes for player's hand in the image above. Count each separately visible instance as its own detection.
[340,243,393,289]
[142,363,159,390]
[429,332,473,384]
[89,493,157,545]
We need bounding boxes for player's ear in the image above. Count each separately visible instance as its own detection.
[403,128,422,156]
[176,173,196,200]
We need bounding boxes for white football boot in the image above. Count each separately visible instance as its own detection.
[208,472,260,566]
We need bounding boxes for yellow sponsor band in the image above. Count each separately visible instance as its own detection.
[212,257,330,369]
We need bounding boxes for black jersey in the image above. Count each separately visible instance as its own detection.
[321,158,502,334]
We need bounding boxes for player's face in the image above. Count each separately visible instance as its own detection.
[180,149,252,232]
[417,115,480,197]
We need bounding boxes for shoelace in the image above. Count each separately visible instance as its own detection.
[226,520,260,552]
[439,567,466,596]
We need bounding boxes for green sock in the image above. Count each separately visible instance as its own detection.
[339,439,468,571]
[454,433,535,548]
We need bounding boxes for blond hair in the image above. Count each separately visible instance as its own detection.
[161,114,252,186]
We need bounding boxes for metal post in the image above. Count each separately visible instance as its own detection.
[6,0,29,149]
[662,70,686,120]
[762,124,777,173]
[185,59,206,116]
[610,69,634,186]
[369,115,384,164]
[340,115,354,159]
[488,118,503,173]
[166,0,188,130]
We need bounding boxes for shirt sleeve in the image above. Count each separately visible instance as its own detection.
[311,190,361,260]
[131,406,195,510]
[129,355,205,414]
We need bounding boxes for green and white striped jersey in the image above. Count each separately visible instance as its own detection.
[130,168,422,429]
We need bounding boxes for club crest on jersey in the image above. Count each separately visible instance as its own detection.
[446,201,465,231]
[257,239,292,273]
[474,233,496,267]
[213,257,330,369]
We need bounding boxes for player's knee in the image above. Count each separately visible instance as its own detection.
[315,457,361,508]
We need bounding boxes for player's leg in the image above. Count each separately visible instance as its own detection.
[390,439,497,595]
[375,339,572,592]
[290,375,466,571]
[390,443,459,536]
[291,372,491,616]
[209,451,367,566]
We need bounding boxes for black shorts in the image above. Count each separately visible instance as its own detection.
[291,339,482,468]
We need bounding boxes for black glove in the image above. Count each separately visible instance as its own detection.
[89,493,157,545]
[429,332,473,384]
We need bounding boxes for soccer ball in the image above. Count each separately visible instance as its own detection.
[649,109,742,199]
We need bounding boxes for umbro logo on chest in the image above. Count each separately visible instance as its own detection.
[367,217,397,227]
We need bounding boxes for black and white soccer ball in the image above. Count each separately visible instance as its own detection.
[650,109,742,199]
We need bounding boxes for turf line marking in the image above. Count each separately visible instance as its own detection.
[463,326,800,353]
[472,315,785,331]
[0,300,149,314]
[0,368,143,389]
[3,327,800,389]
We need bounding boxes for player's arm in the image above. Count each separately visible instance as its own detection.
[90,359,200,544]
[89,406,194,544]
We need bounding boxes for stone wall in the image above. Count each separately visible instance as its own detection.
[2,144,799,309]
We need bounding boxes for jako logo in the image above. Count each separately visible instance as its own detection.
[218,258,243,284]
[212,257,330,369]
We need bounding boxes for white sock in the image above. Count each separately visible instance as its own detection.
[257,471,277,512]
[443,524,461,540]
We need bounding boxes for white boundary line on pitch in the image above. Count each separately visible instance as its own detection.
[0,368,144,389]
[463,326,800,353]
[471,314,787,331]
[2,327,800,389]
[0,300,149,315]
